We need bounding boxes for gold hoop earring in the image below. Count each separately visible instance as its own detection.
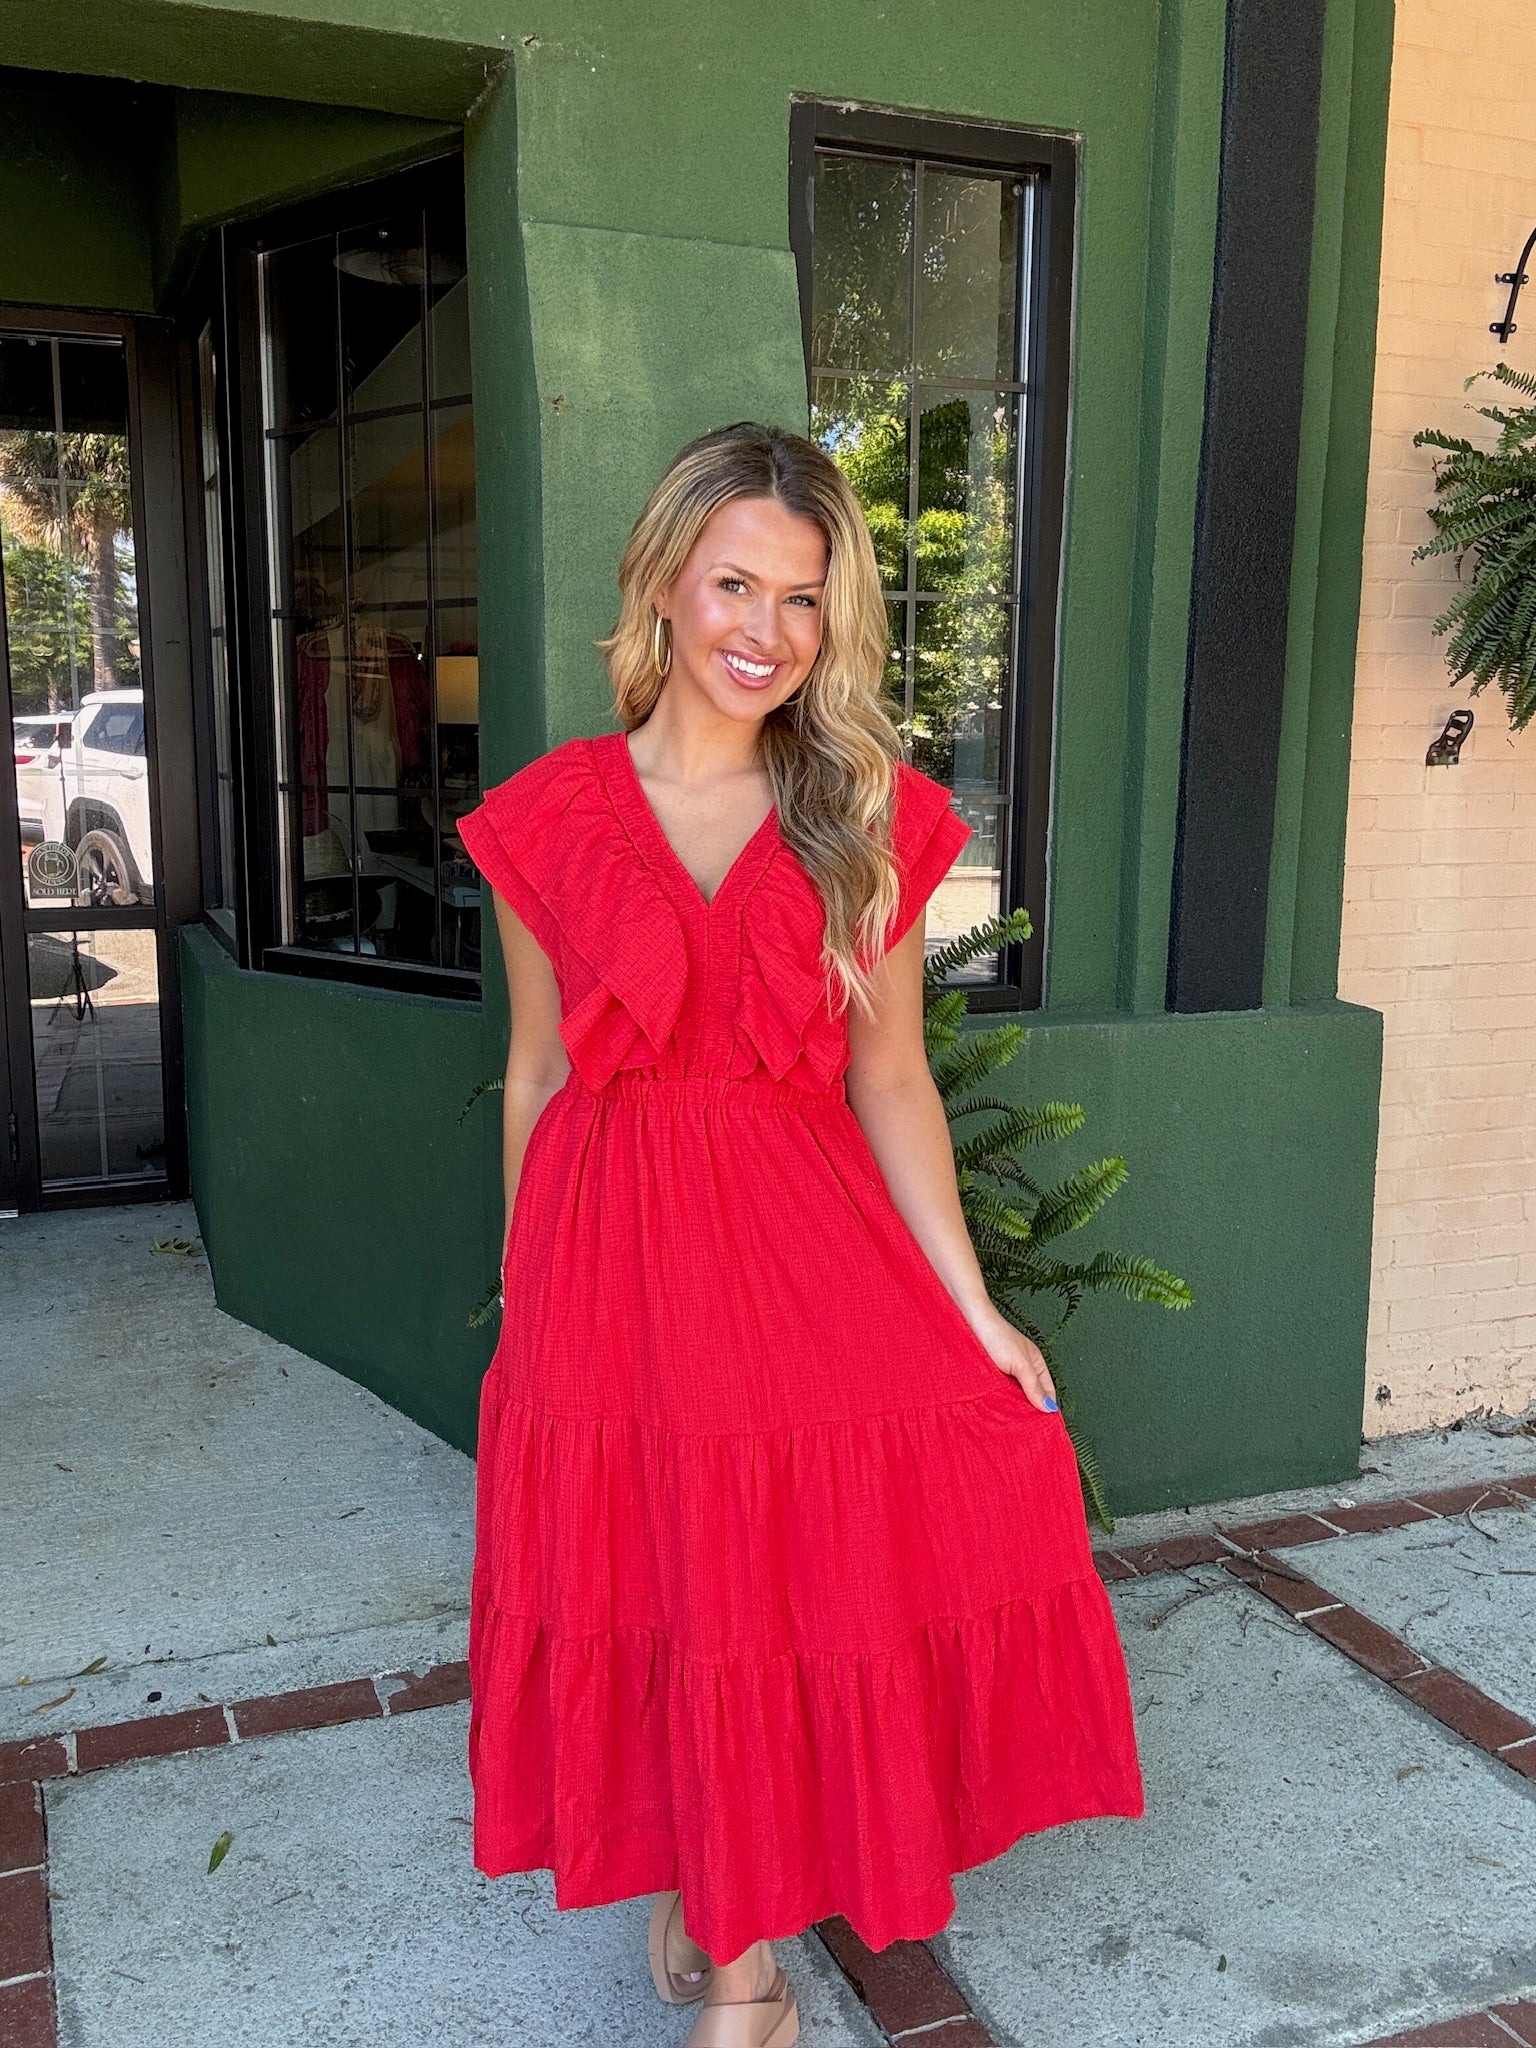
[651,611,672,680]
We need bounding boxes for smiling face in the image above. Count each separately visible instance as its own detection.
[653,494,829,723]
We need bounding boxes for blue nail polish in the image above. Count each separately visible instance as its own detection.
[1044,1397,1059,1412]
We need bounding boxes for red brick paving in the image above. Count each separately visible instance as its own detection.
[1104,1532,1230,1574]
[381,1662,472,1715]
[0,1975,56,2048]
[1220,1551,1346,1619]
[1321,1498,1438,1536]
[0,1739,68,1788]
[1363,2004,1536,2046]
[231,1678,383,1739]
[1090,1470,1536,1580]
[1395,1668,1536,1756]
[3,1473,1530,2048]
[0,1781,45,1874]
[75,1705,230,1773]
[0,1867,52,1984]
[1300,1602,1429,1684]
[1092,1549,1138,1583]
[1216,1511,1346,1549]
[1407,1482,1529,1517]
[814,1914,986,2040]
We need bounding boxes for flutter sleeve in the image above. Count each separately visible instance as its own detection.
[457,770,566,967]
[882,759,974,953]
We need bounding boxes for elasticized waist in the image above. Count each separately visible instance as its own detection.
[575,1068,847,1108]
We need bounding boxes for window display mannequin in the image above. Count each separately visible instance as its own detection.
[295,606,431,877]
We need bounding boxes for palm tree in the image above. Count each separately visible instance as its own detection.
[0,431,134,704]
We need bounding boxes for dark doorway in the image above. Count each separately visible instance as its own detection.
[0,313,193,1211]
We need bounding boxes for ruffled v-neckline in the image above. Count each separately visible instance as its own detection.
[599,728,781,914]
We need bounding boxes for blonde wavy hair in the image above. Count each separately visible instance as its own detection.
[596,421,908,1020]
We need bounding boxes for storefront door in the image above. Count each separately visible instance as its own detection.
[0,315,190,1212]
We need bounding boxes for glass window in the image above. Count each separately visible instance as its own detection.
[79,698,144,755]
[0,333,155,914]
[805,135,1045,990]
[195,318,240,941]
[254,169,479,981]
[27,927,165,1185]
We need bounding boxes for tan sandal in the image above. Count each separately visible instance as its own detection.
[683,1963,799,2047]
[647,1889,714,2004]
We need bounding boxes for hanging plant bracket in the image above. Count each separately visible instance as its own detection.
[1491,223,1536,344]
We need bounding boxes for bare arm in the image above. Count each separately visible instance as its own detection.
[491,889,571,1252]
[844,916,1058,1413]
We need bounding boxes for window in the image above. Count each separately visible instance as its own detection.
[195,315,241,944]
[79,699,144,756]
[0,327,168,1189]
[188,153,479,995]
[790,103,1074,1007]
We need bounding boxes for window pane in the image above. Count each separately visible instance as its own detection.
[338,212,425,413]
[57,339,129,437]
[915,168,1019,383]
[275,424,344,615]
[0,337,154,910]
[28,926,165,1186]
[261,172,477,977]
[943,792,1006,987]
[916,391,1017,596]
[0,332,54,430]
[263,238,339,429]
[197,323,239,930]
[427,210,471,402]
[810,154,913,375]
[347,409,429,604]
[808,134,1037,988]
[883,599,909,721]
[912,599,1009,789]
[431,402,476,603]
[810,375,910,589]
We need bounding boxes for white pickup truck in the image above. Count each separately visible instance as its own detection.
[17,688,155,907]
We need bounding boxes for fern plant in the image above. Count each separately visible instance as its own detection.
[1412,359,1536,731]
[924,908,1191,1533]
[463,903,1193,1533]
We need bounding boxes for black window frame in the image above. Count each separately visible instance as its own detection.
[789,99,1075,1012]
[179,147,481,1001]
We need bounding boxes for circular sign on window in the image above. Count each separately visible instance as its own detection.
[27,839,78,900]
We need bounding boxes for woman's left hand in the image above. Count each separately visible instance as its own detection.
[967,1305,1059,1413]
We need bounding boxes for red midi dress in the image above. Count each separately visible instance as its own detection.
[456,728,1144,1963]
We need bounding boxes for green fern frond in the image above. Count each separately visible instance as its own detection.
[458,1076,505,1124]
[946,1092,1023,1122]
[1412,360,1536,730]
[930,1022,1027,1099]
[1062,1405,1115,1535]
[954,1100,1086,1171]
[467,1280,502,1328]
[1031,1157,1129,1241]
[921,907,1032,991]
[962,1180,1035,1242]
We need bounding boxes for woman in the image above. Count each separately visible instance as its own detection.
[456,422,1144,2046]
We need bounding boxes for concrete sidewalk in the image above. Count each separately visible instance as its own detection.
[3,1203,1535,2047]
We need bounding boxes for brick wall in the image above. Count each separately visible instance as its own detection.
[1341,0,1536,1435]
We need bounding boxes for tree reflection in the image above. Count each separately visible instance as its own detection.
[0,430,138,713]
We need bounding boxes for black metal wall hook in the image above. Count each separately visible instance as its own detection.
[1426,707,1473,767]
[1492,225,1536,344]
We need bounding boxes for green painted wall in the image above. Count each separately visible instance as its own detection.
[0,69,458,315]
[0,0,1395,1514]
[0,71,161,311]
[180,927,499,1454]
[1000,1000,1382,1511]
